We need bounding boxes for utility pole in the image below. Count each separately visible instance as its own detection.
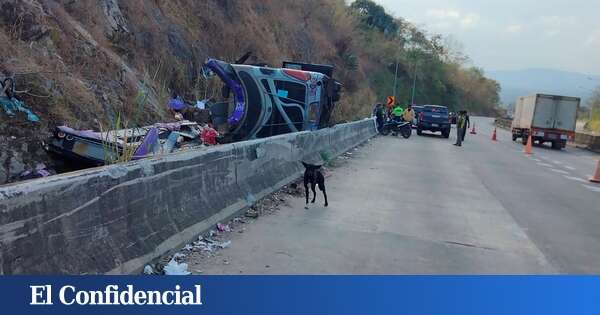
[410,59,418,106]
[392,58,399,103]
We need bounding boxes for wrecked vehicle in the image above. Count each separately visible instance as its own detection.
[203,59,342,142]
[45,58,341,168]
[43,121,214,167]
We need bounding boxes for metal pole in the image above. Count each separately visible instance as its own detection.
[410,60,418,106]
[392,58,399,102]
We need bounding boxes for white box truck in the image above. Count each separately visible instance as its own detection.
[511,94,580,150]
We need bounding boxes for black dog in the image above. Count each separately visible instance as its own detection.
[302,162,328,208]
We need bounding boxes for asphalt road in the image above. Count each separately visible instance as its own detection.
[186,117,600,274]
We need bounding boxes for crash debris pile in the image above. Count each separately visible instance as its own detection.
[18,163,55,180]
[44,121,220,168]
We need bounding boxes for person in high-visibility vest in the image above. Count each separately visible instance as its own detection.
[454,111,467,147]
[391,104,404,122]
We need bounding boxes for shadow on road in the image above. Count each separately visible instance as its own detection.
[513,140,573,154]
[417,132,451,140]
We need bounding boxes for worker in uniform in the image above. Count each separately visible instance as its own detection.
[454,111,467,147]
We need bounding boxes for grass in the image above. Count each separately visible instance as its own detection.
[98,112,140,165]
[588,119,600,133]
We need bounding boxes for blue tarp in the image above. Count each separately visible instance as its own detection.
[0,96,39,122]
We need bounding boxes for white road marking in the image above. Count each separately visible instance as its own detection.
[550,168,570,175]
[532,158,542,162]
[564,166,576,171]
[539,156,550,160]
[582,184,600,193]
[564,176,588,183]
[537,162,553,168]
[552,160,562,165]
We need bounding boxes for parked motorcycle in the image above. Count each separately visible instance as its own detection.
[380,119,412,139]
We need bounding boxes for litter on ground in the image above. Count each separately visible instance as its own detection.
[163,259,191,275]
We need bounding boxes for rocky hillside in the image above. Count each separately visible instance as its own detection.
[0,0,500,183]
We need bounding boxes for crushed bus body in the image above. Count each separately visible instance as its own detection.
[203,59,342,142]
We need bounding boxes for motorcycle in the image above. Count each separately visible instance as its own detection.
[380,118,412,139]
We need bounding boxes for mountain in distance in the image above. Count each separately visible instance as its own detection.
[487,68,600,107]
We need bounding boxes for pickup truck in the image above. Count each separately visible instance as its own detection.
[417,105,451,138]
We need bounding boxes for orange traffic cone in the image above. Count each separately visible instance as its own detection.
[491,128,497,141]
[470,123,477,135]
[524,134,533,155]
[590,159,600,183]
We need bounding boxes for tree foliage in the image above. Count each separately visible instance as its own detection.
[347,0,501,115]
[350,0,398,36]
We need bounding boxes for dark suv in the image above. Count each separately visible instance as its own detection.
[417,105,451,138]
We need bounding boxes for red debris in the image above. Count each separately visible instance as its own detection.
[201,126,218,145]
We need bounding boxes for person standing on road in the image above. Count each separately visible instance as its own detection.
[461,110,471,142]
[373,103,385,133]
[454,111,467,147]
[403,104,415,123]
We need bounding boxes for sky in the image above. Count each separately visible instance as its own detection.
[373,0,600,75]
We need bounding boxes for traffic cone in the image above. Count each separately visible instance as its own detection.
[491,128,497,141]
[470,123,477,135]
[524,134,533,155]
[590,159,600,183]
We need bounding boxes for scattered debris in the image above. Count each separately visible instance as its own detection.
[201,125,218,145]
[172,252,186,260]
[143,265,154,275]
[218,240,231,249]
[163,259,191,275]
[0,78,40,122]
[216,222,231,232]
[245,209,259,218]
[19,163,54,180]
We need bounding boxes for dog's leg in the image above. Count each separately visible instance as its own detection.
[304,179,309,208]
[320,183,328,207]
[311,183,317,203]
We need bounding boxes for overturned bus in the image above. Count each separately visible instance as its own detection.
[203,59,342,142]
[43,59,342,169]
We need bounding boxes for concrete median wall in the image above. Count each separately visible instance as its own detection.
[0,119,377,274]
[574,132,600,153]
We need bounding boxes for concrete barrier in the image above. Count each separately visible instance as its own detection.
[574,132,600,153]
[0,119,377,274]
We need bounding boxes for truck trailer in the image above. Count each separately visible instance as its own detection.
[511,94,580,150]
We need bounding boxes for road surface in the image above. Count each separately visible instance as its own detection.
[185,117,600,274]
